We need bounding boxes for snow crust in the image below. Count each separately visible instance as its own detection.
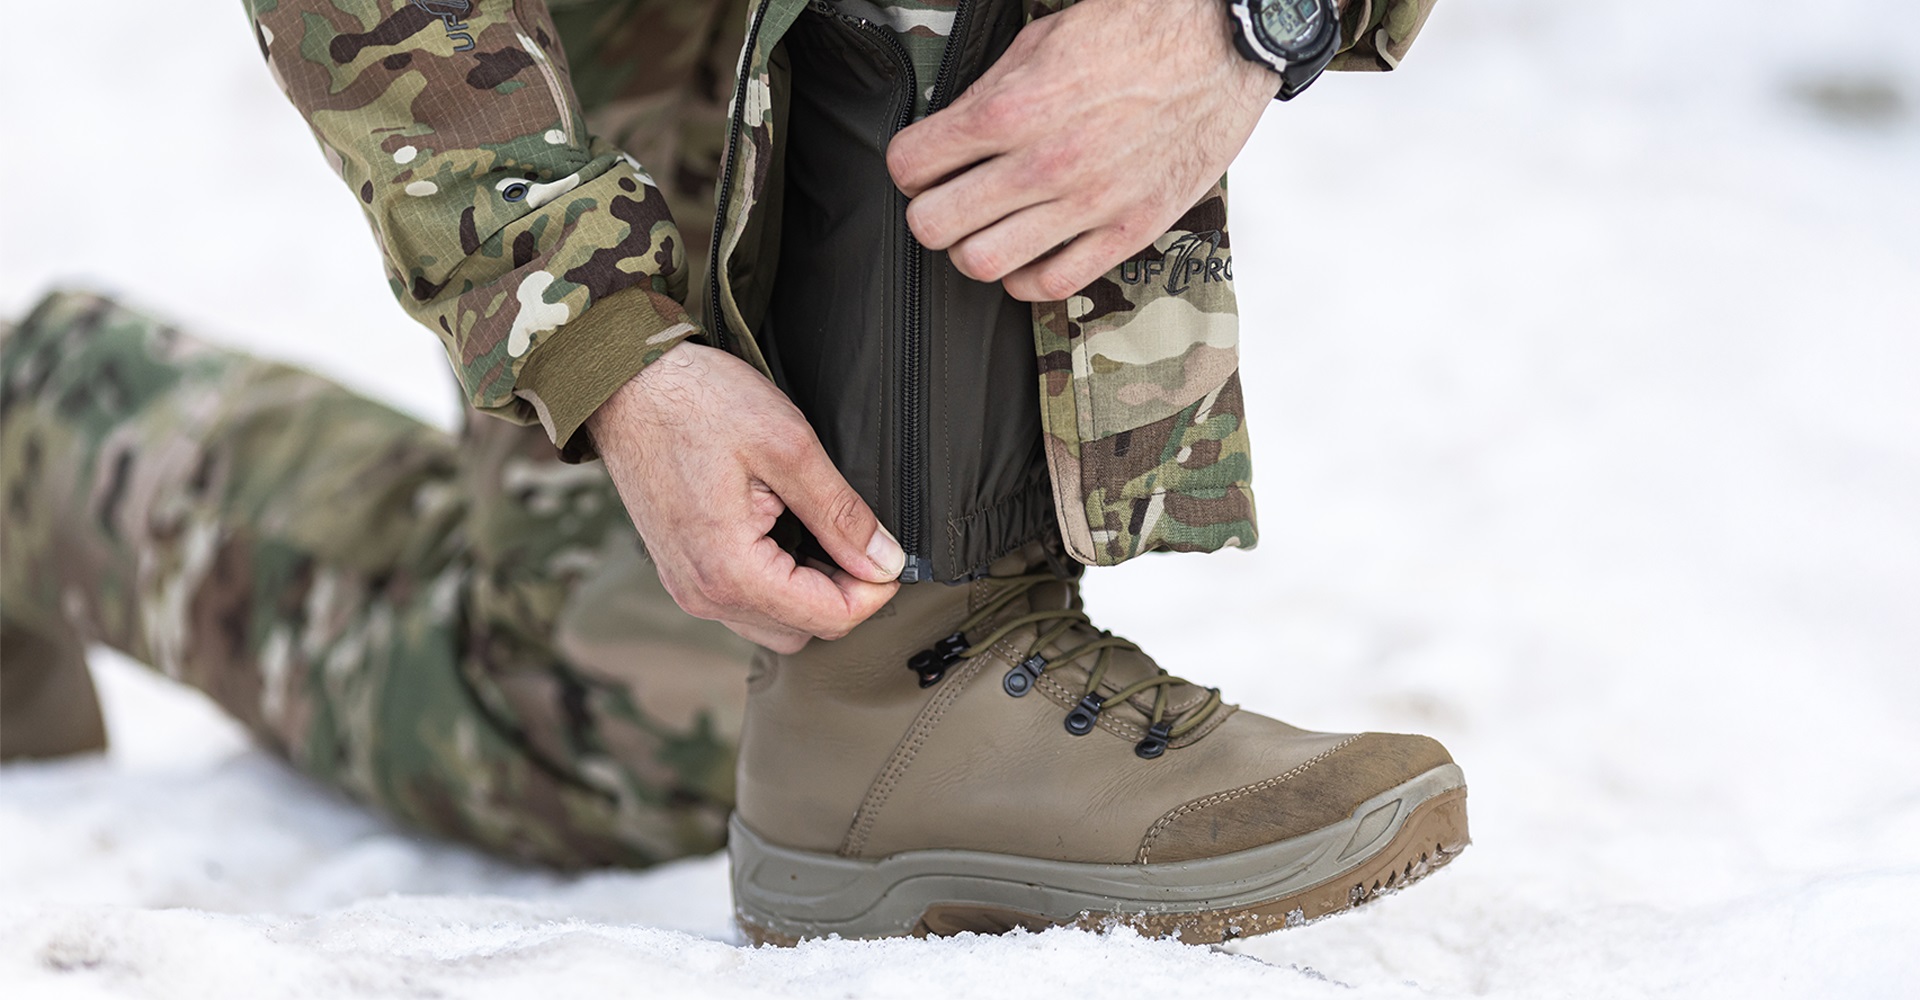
[3,1,1918,996]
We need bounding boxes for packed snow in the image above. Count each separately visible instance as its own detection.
[3,1,1917,996]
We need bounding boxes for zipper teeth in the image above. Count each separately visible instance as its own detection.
[864,17,929,575]
[515,30,576,146]
[741,1,971,582]
[817,3,926,580]
[898,0,974,580]
[926,0,976,112]
[886,0,979,580]
[887,29,924,577]
[707,0,779,352]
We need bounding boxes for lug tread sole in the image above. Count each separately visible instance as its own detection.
[740,786,1470,946]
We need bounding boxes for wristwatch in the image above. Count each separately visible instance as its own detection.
[1225,0,1342,101]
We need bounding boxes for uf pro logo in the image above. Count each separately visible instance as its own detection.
[1116,231,1232,295]
[411,0,476,52]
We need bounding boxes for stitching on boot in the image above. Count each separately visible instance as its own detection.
[1030,671,1237,745]
[1034,672,1148,740]
[1157,683,1211,716]
[838,658,987,858]
[1134,734,1363,864]
[837,584,993,858]
[1171,703,1236,747]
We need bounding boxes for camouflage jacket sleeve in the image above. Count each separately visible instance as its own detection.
[1329,0,1438,71]
[243,0,700,459]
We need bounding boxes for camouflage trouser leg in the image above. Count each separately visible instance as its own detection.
[0,291,754,868]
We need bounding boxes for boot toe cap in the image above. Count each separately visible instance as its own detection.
[1137,732,1455,864]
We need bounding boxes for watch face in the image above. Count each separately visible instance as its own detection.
[1255,0,1329,59]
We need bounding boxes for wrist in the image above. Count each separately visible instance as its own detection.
[1219,0,1342,101]
[586,340,707,446]
[1162,0,1283,98]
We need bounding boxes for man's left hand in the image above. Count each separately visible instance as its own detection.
[887,0,1279,302]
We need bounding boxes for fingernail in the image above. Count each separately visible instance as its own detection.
[867,524,906,578]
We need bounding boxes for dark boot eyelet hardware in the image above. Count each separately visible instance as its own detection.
[1003,655,1046,697]
[1134,720,1174,759]
[906,632,968,688]
[1064,694,1105,735]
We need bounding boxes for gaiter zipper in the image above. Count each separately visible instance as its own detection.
[806,0,932,582]
[895,0,977,582]
[718,0,979,583]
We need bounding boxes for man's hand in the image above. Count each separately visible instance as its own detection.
[887,0,1278,302]
[587,342,903,652]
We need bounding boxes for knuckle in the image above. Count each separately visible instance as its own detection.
[976,91,1027,132]
[814,620,854,641]
[671,584,718,620]
[1030,146,1072,186]
[1039,267,1083,301]
[826,489,867,534]
[886,139,921,184]
[1076,175,1119,214]
[905,202,944,248]
[1098,230,1138,265]
[761,423,813,467]
[952,242,1000,280]
[683,561,736,610]
[957,77,993,109]
[702,575,745,611]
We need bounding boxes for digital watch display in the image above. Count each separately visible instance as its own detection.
[1226,0,1341,101]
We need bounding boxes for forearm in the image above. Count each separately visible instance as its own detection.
[242,0,700,458]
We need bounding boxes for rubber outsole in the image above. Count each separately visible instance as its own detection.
[734,768,1470,946]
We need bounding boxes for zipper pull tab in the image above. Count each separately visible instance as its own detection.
[897,555,934,584]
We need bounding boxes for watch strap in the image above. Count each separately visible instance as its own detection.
[1226,0,1342,102]
[1277,21,1340,101]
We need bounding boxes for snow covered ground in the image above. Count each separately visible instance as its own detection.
[3,1,1918,996]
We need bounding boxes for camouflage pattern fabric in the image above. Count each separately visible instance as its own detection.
[0,291,754,868]
[245,0,1438,569]
[826,0,960,118]
[547,0,751,289]
[1033,188,1257,565]
[706,0,1437,567]
[243,0,709,460]
[0,0,1441,872]
[1329,0,1440,71]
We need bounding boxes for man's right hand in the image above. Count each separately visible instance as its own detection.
[586,342,903,652]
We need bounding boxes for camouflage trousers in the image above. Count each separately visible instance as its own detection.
[0,291,755,868]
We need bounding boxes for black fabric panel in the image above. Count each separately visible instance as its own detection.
[765,0,1051,582]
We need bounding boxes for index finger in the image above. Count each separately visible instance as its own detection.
[887,94,1009,198]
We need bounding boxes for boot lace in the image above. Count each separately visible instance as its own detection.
[905,575,1222,759]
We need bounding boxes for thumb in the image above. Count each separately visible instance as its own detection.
[760,434,906,584]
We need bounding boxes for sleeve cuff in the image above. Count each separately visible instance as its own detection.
[1328,0,1437,72]
[511,285,701,463]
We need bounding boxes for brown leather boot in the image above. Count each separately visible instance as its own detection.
[1,614,108,762]
[731,547,1469,943]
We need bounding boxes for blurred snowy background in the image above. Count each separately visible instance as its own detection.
[3,0,1917,996]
